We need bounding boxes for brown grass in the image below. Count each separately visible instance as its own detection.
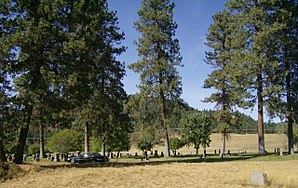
[129,133,288,155]
[1,159,297,188]
[1,134,296,188]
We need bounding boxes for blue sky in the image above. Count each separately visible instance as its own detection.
[107,0,262,120]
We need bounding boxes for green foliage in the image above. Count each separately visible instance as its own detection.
[28,143,40,155]
[106,114,132,153]
[90,135,101,153]
[46,129,83,153]
[181,112,212,153]
[137,140,153,152]
[137,126,158,151]
[169,137,185,155]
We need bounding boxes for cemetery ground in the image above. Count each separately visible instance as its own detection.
[1,133,298,187]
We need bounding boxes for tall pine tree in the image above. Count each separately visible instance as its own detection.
[204,10,247,158]
[225,0,286,155]
[130,0,182,157]
[62,0,127,156]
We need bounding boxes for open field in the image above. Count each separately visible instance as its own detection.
[1,134,297,187]
[130,133,289,155]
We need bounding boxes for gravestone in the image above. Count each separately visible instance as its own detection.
[279,148,283,156]
[250,172,268,186]
[54,153,60,162]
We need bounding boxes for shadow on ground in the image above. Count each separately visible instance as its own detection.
[36,153,258,170]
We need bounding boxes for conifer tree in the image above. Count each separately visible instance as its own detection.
[224,0,286,155]
[130,0,182,157]
[204,10,246,158]
[265,0,298,154]
[62,0,127,156]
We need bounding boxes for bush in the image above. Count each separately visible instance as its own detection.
[28,143,40,155]
[46,129,83,153]
[137,140,153,152]
[169,138,185,156]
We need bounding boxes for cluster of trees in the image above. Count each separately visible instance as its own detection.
[0,0,131,163]
[1,0,297,164]
[204,0,298,155]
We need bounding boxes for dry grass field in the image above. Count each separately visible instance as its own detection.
[1,133,297,188]
[1,158,298,188]
[129,133,289,155]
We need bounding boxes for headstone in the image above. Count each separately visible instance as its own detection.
[250,172,268,186]
[279,148,283,156]
[54,153,60,162]
[7,155,13,162]
[23,154,27,161]
[202,150,206,158]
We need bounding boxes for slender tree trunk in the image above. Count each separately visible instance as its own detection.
[159,89,170,157]
[220,129,226,158]
[84,122,89,153]
[39,124,45,158]
[257,71,266,156]
[101,141,106,157]
[286,58,294,154]
[202,147,206,158]
[101,123,106,157]
[0,138,7,162]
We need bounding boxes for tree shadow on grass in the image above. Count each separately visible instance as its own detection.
[37,153,258,170]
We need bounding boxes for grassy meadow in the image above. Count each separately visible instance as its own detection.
[1,133,297,188]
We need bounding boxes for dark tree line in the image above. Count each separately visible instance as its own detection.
[0,0,130,163]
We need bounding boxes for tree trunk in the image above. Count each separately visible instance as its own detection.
[257,71,266,156]
[101,141,106,157]
[0,138,7,162]
[14,106,33,164]
[101,122,106,157]
[84,122,89,153]
[159,93,170,157]
[163,123,170,157]
[39,124,45,158]
[220,129,226,158]
[286,58,294,154]
[202,147,206,158]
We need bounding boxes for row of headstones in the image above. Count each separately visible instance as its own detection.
[109,150,163,159]
[5,154,15,162]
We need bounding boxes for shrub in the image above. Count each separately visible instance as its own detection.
[28,143,40,155]
[169,138,185,156]
[46,129,83,153]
